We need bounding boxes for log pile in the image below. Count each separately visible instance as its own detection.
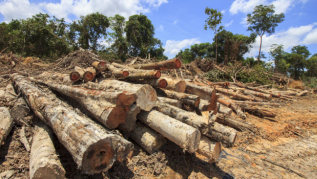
[1,52,310,177]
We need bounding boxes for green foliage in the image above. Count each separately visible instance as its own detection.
[303,77,317,88]
[109,14,128,61]
[270,44,289,74]
[306,55,317,77]
[247,5,284,60]
[176,48,196,64]
[205,69,230,82]
[237,64,273,84]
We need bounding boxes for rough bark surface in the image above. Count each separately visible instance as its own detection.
[130,122,166,154]
[158,97,182,108]
[160,89,200,108]
[138,110,201,153]
[185,82,215,101]
[163,77,186,93]
[0,107,14,147]
[12,74,134,174]
[30,123,66,179]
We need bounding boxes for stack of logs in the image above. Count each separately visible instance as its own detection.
[0,57,307,178]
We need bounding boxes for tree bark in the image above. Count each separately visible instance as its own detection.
[197,136,222,163]
[162,77,186,93]
[240,105,276,118]
[41,82,135,129]
[70,66,85,83]
[36,72,72,84]
[240,89,272,100]
[12,74,134,174]
[130,122,166,154]
[106,64,129,78]
[218,104,233,116]
[81,80,157,111]
[92,61,107,72]
[158,97,182,108]
[160,89,200,108]
[30,123,66,179]
[185,82,215,101]
[119,104,141,133]
[125,70,161,80]
[258,35,263,61]
[10,97,31,126]
[216,113,254,132]
[199,99,217,112]
[138,110,201,153]
[0,107,14,147]
[131,58,181,70]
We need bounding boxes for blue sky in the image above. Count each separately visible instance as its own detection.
[1,0,317,59]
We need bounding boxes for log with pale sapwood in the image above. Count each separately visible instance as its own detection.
[162,76,186,93]
[160,89,200,108]
[131,58,181,70]
[197,136,222,163]
[0,107,14,147]
[69,66,85,83]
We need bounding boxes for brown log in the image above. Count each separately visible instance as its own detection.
[10,97,31,126]
[81,80,157,111]
[233,101,281,107]
[41,82,135,129]
[198,98,218,112]
[12,74,134,174]
[216,113,254,132]
[138,110,201,153]
[30,123,66,179]
[185,82,215,101]
[240,89,272,100]
[217,98,231,108]
[158,97,182,108]
[230,103,247,120]
[106,64,129,78]
[197,136,222,163]
[70,66,85,83]
[160,89,200,108]
[216,88,262,102]
[0,107,14,147]
[92,61,107,72]
[36,72,72,84]
[218,104,233,116]
[131,58,181,70]
[241,105,276,118]
[83,67,97,82]
[162,77,186,93]
[125,70,161,80]
[118,104,141,133]
[130,122,166,154]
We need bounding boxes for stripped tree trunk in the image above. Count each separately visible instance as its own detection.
[131,58,181,70]
[162,77,186,93]
[106,64,129,78]
[160,89,200,108]
[37,72,72,84]
[138,110,200,153]
[0,107,14,147]
[130,122,166,154]
[81,80,157,111]
[30,123,66,179]
[197,136,222,163]
[12,74,134,174]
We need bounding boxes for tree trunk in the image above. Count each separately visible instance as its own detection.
[10,97,31,126]
[81,80,157,111]
[12,74,134,174]
[131,58,181,70]
[30,123,66,179]
[106,64,129,78]
[185,82,215,101]
[199,99,217,112]
[138,110,201,153]
[197,136,222,163]
[92,61,107,72]
[160,89,200,108]
[240,89,272,100]
[162,77,186,93]
[0,107,14,147]
[216,88,262,101]
[130,122,166,154]
[70,66,85,83]
[215,31,218,63]
[216,113,254,132]
[240,105,276,118]
[119,104,141,133]
[36,72,72,84]
[125,70,161,80]
[158,97,182,108]
[258,35,263,61]
[218,104,233,116]
[83,67,97,82]
[40,82,135,129]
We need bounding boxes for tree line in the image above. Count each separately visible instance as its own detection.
[0,13,167,61]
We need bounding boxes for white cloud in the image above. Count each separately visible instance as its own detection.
[224,20,234,27]
[248,23,317,57]
[164,38,200,58]
[158,24,164,31]
[0,0,167,22]
[229,0,307,15]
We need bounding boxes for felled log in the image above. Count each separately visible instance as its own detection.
[158,97,182,108]
[160,89,200,108]
[162,77,186,93]
[197,136,222,163]
[70,66,85,83]
[131,58,181,70]
[12,74,134,174]
[217,98,231,108]
[0,107,14,146]
[185,82,215,101]
[41,82,134,129]
[37,72,72,84]
[234,82,281,98]
[233,101,281,107]
[119,104,141,133]
[30,123,66,179]
[230,103,247,120]
[216,88,262,102]
[218,104,233,116]
[125,70,161,80]
[92,61,107,72]
[216,114,254,132]
[241,105,276,118]
[106,64,129,78]
[0,83,17,106]
[83,67,97,82]
[297,90,309,96]
[10,97,31,126]
[81,79,157,111]
[240,89,272,100]
[130,122,166,154]
[138,110,201,153]
[198,98,218,112]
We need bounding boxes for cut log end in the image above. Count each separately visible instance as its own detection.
[154,71,161,79]
[158,79,168,88]
[174,58,182,69]
[102,106,127,129]
[213,142,222,161]
[136,85,157,111]
[82,140,115,174]
[70,72,81,82]
[122,71,129,78]
[83,71,95,82]
[174,80,186,93]
[117,92,137,108]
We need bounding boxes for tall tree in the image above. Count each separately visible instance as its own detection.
[270,44,289,74]
[204,7,223,62]
[109,14,128,61]
[71,13,109,50]
[306,54,317,77]
[286,45,310,79]
[247,5,284,61]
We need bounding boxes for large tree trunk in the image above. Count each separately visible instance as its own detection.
[131,58,181,70]
[83,67,97,82]
[138,110,201,153]
[0,107,14,147]
[70,66,85,83]
[125,70,161,80]
[185,82,215,101]
[162,77,186,93]
[158,97,182,108]
[12,74,134,174]
[40,82,135,129]
[130,122,166,154]
[258,35,263,61]
[197,136,222,163]
[36,72,72,84]
[81,79,157,111]
[106,64,129,78]
[160,89,200,108]
[30,123,66,179]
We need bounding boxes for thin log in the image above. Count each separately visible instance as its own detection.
[131,58,181,70]
[30,123,66,179]
[218,104,233,116]
[217,98,231,108]
[106,64,129,78]
[70,66,85,83]
[241,105,276,118]
[185,82,215,101]
[19,126,30,152]
[216,113,254,132]
[0,107,14,147]
[125,70,161,80]
[118,104,141,133]
[41,82,134,129]
[81,79,157,111]
[83,67,97,82]
[123,77,167,89]
[233,101,281,107]
[234,82,281,98]
[160,89,200,108]
[162,77,186,93]
[216,88,262,102]
[130,122,166,154]
[197,136,222,163]
[231,103,247,120]
[240,89,272,100]
[138,110,201,153]
[12,74,134,174]
[297,90,309,96]
[158,97,182,108]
